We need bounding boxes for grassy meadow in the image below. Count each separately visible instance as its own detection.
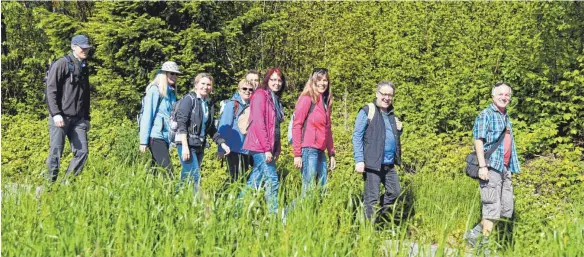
[2,129,583,256]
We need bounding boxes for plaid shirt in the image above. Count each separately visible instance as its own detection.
[472,103,521,173]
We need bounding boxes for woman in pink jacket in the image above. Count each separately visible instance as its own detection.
[242,67,286,214]
[292,68,336,197]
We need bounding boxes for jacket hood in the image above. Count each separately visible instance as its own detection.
[231,92,249,105]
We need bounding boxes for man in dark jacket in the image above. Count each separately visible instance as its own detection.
[45,35,92,183]
[352,81,403,221]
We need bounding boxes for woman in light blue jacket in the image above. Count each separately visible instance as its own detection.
[139,61,181,177]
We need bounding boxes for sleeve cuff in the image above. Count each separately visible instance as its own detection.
[53,115,64,123]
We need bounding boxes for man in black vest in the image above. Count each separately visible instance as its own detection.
[352,81,403,220]
[45,35,91,183]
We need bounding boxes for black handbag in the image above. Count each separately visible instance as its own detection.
[465,128,506,179]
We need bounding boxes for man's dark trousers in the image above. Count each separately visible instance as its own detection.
[363,164,401,220]
[47,116,89,182]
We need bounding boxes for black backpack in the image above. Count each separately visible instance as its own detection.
[168,93,197,146]
[43,55,75,99]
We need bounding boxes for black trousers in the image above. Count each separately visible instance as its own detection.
[363,164,401,220]
[225,152,251,183]
[149,137,173,178]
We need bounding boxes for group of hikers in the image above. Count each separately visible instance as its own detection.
[44,35,520,248]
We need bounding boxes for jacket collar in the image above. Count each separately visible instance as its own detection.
[231,92,247,105]
[488,103,507,116]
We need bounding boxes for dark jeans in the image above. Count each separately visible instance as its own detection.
[363,165,401,220]
[46,116,88,182]
[149,137,173,178]
[226,152,251,183]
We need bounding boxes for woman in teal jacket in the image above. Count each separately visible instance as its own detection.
[139,61,181,177]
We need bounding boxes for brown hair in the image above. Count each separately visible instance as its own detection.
[300,68,332,108]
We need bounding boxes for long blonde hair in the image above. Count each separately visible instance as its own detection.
[300,70,332,107]
[146,72,170,98]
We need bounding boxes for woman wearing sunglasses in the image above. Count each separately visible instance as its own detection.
[139,61,181,177]
[292,68,336,197]
[242,67,286,214]
[217,78,255,183]
[175,72,231,192]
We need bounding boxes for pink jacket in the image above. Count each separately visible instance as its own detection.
[242,88,283,157]
[292,94,335,157]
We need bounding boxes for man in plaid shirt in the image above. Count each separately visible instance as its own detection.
[465,82,521,248]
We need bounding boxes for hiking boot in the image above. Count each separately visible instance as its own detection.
[464,229,481,248]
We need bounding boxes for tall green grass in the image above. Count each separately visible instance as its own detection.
[2,153,583,256]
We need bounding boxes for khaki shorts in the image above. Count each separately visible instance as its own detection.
[479,167,514,220]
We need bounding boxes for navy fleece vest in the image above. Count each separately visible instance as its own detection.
[361,104,402,171]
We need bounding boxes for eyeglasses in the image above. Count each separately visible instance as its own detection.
[169,72,178,76]
[241,87,254,92]
[377,91,394,98]
[313,68,328,74]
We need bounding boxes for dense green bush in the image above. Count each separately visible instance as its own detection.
[2,1,583,255]
[1,109,140,182]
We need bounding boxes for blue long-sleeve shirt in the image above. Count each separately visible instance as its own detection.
[352,109,396,164]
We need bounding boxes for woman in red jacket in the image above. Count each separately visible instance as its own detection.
[292,68,336,197]
[242,67,286,214]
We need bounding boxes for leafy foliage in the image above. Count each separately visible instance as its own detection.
[2,2,583,255]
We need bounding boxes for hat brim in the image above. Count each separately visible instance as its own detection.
[160,69,182,74]
[76,44,92,49]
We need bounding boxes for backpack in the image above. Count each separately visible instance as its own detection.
[366,103,375,121]
[137,85,162,132]
[287,102,315,144]
[215,99,241,127]
[43,55,75,99]
[168,93,197,145]
[237,105,251,135]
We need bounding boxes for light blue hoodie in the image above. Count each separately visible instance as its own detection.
[139,85,177,145]
[217,92,248,154]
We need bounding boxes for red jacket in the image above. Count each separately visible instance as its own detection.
[292,94,335,157]
[242,88,283,157]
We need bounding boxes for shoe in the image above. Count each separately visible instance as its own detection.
[464,229,480,248]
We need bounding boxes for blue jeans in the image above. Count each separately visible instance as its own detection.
[301,147,327,197]
[177,145,204,191]
[245,151,279,214]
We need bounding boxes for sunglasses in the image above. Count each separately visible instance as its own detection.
[168,72,179,76]
[313,68,328,74]
[241,87,254,92]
